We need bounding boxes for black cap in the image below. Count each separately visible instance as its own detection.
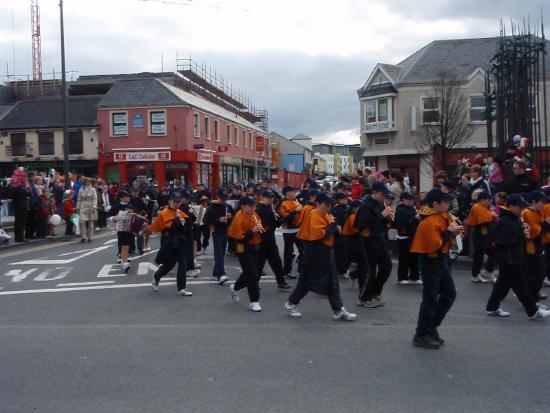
[371,181,390,195]
[506,194,529,207]
[317,192,336,205]
[282,185,297,194]
[400,192,416,201]
[528,191,545,203]
[217,187,228,199]
[119,190,130,198]
[260,190,274,198]
[333,193,348,201]
[305,189,318,199]
[425,188,454,204]
[169,192,182,202]
[441,180,456,191]
[477,191,491,201]
[239,196,256,206]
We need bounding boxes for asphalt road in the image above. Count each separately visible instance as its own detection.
[0,229,549,413]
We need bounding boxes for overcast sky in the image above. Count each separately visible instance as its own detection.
[0,0,548,143]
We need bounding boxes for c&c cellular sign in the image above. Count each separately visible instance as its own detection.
[114,151,171,162]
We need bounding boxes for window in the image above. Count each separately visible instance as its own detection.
[38,132,54,155]
[11,133,26,156]
[214,120,220,142]
[204,117,210,140]
[68,130,83,155]
[365,98,392,124]
[470,96,486,122]
[422,97,440,124]
[242,130,246,148]
[226,125,231,144]
[377,99,388,122]
[249,132,253,150]
[193,113,200,137]
[366,100,376,123]
[112,112,128,136]
[234,127,239,146]
[149,110,166,135]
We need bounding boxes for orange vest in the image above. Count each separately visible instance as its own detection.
[467,202,493,226]
[149,207,188,233]
[522,207,543,240]
[543,203,550,244]
[279,199,301,228]
[297,209,334,247]
[342,212,359,236]
[296,203,315,227]
[410,210,452,256]
[227,210,262,251]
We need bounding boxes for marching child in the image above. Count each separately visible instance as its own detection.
[342,199,362,288]
[331,192,350,277]
[467,191,496,284]
[395,192,421,285]
[279,186,303,279]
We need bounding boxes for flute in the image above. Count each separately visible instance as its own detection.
[383,199,395,221]
[271,203,280,220]
[252,213,264,233]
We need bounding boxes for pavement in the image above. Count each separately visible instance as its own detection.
[0,230,549,413]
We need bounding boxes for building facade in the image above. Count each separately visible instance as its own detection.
[270,132,314,174]
[357,37,550,191]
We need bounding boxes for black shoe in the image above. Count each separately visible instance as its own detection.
[80,239,86,243]
[87,239,92,243]
[432,329,445,345]
[278,283,292,291]
[412,334,441,349]
[139,250,144,255]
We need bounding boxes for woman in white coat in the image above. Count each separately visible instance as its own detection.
[76,177,98,242]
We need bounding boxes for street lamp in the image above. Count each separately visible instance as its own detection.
[59,0,70,185]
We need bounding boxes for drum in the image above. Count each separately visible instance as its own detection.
[127,213,148,234]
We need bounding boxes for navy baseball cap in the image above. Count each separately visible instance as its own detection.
[400,192,416,201]
[528,191,545,203]
[425,188,454,204]
[239,196,256,206]
[180,190,191,199]
[317,192,336,205]
[216,187,228,199]
[477,191,491,201]
[371,181,390,195]
[507,194,529,208]
[333,193,348,201]
[169,192,182,202]
[305,189,318,199]
[441,180,456,191]
[260,190,274,198]
[282,185,297,194]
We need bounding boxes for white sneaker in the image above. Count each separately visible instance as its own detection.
[342,272,350,280]
[543,279,550,287]
[143,246,151,252]
[177,289,193,296]
[249,302,262,312]
[409,279,423,285]
[531,309,550,319]
[333,307,357,321]
[486,308,510,317]
[284,301,302,318]
[187,269,200,278]
[152,278,159,292]
[194,259,202,269]
[122,262,130,273]
[537,303,548,310]
[471,275,490,284]
[229,283,239,303]
[218,275,229,285]
[398,280,409,285]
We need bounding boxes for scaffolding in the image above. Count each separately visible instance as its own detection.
[176,58,268,131]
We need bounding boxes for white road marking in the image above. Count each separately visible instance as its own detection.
[103,239,118,245]
[0,279,277,296]
[34,267,72,282]
[197,255,213,260]
[137,262,159,275]
[131,249,159,260]
[97,264,126,278]
[57,281,115,287]
[11,245,112,265]
[3,268,38,282]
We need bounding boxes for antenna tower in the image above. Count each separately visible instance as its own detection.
[31,0,43,81]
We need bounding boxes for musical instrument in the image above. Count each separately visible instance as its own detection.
[383,199,395,221]
[520,216,531,238]
[252,213,264,233]
[191,205,207,226]
[226,200,239,211]
[271,203,280,220]
[127,213,148,234]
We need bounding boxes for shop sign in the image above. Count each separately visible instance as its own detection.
[218,145,228,152]
[132,114,144,128]
[242,159,255,167]
[222,156,242,166]
[366,121,392,132]
[255,136,265,152]
[197,152,213,163]
[103,152,112,158]
[114,151,171,162]
[193,144,205,149]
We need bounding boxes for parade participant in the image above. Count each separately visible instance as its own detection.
[542,189,550,288]
[355,181,393,308]
[331,192,350,277]
[504,161,538,195]
[227,197,263,312]
[148,193,192,296]
[410,188,462,349]
[342,199,361,287]
[179,190,200,278]
[467,191,496,284]
[109,191,135,272]
[279,186,303,279]
[256,190,291,290]
[204,188,233,285]
[195,195,210,255]
[295,189,319,276]
[130,186,147,254]
[76,178,98,243]
[229,184,243,200]
[395,192,421,285]
[285,192,356,321]
[485,194,550,319]
[521,191,547,301]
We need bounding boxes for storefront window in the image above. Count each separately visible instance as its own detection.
[197,163,213,188]
[377,99,388,122]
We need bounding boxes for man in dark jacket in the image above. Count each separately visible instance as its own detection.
[395,192,420,285]
[485,195,550,319]
[204,188,234,284]
[331,192,350,276]
[504,161,538,195]
[354,181,394,307]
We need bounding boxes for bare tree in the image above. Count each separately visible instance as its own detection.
[415,72,475,174]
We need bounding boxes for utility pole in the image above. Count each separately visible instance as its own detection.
[59,0,70,183]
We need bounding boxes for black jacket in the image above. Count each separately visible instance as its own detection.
[395,204,418,237]
[256,203,282,242]
[331,204,348,226]
[504,173,538,195]
[354,195,387,238]
[204,201,234,235]
[489,208,525,266]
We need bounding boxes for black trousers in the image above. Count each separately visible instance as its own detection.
[258,237,285,286]
[235,251,260,302]
[359,237,392,301]
[334,234,349,275]
[153,238,187,291]
[25,207,38,239]
[545,244,550,279]
[64,217,74,235]
[283,232,302,275]
[471,227,494,277]
[14,208,27,242]
[97,209,107,228]
[525,251,545,301]
[486,264,538,317]
[185,233,195,271]
[397,238,419,281]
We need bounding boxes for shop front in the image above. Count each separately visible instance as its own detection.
[242,159,255,182]
[196,151,215,189]
[221,156,242,187]
[256,160,273,181]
